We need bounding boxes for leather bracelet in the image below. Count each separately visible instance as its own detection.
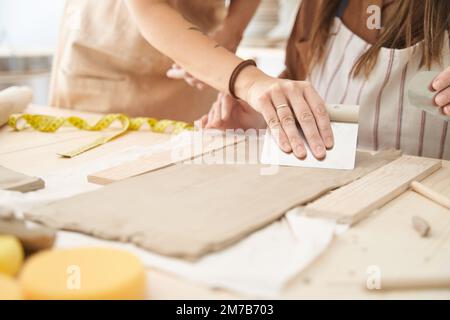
[228,59,257,99]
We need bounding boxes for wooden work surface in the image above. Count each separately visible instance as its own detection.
[1,105,449,299]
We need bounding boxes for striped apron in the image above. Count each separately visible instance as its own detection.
[309,18,450,159]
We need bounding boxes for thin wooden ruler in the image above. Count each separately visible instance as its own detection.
[88,133,245,185]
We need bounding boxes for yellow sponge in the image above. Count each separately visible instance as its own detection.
[0,235,24,276]
[20,247,146,300]
[0,274,23,300]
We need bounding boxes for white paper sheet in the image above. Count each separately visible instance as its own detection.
[261,122,359,170]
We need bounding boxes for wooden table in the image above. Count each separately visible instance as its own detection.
[1,105,449,299]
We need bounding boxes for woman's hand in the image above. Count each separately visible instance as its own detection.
[432,66,450,115]
[238,72,334,160]
[198,93,265,130]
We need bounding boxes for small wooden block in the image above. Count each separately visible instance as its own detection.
[0,165,45,193]
[412,216,430,237]
[304,156,442,225]
[0,218,56,253]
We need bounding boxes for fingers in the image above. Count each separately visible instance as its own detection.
[198,115,208,128]
[442,105,450,116]
[432,67,450,115]
[221,94,234,122]
[166,66,186,80]
[184,74,205,90]
[212,96,223,126]
[206,100,218,129]
[257,93,291,153]
[303,85,334,149]
[206,93,229,129]
[435,86,450,111]
[432,67,450,92]
[285,85,326,159]
[166,64,205,90]
[270,86,306,158]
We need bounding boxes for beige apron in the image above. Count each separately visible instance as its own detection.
[309,18,450,160]
[49,0,225,122]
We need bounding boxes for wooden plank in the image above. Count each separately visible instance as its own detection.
[284,166,450,299]
[87,133,245,185]
[304,156,442,225]
[0,130,171,176]
[380,276,450,290]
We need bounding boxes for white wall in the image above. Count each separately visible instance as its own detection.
[0,0,65,50]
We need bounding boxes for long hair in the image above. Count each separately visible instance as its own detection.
[308,0,450,78]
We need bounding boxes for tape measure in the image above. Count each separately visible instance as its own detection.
[8,113,194,158]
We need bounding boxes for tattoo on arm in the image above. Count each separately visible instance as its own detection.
[188,26,222,49]
[188,26,206,36]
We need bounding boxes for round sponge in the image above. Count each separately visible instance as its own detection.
[20,247,146,300]
[0,235,24,276]
[0,274,23,300]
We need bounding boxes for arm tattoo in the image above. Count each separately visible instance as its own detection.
[188,26,222,49]
[188,26,207,36]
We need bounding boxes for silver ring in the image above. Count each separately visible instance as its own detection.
[275,104,290,111]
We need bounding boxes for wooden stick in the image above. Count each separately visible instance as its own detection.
[410,181,450,210]
[88,133,245,185]
[380,276,450,290]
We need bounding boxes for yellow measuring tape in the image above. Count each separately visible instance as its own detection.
[8,113,194,158]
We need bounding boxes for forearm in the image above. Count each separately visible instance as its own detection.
[125,0,266,95]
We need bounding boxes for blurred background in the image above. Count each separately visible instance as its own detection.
[0,0,64,104]
[0,0,300,106]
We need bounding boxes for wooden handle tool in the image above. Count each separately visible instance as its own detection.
[410,181,450,210]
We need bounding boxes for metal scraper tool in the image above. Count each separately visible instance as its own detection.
[408,71,450,122]
[261,104,360,170]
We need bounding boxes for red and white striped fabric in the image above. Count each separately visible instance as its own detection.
[309,18,450,159]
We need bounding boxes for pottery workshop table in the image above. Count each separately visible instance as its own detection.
[1,105,449,299]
